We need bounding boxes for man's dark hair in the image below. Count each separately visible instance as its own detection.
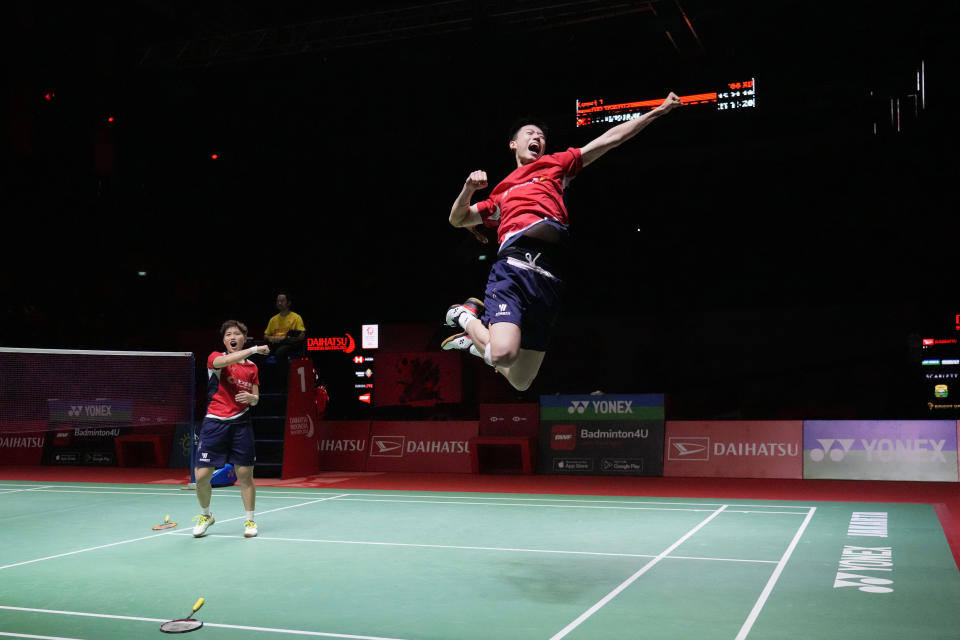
[508,117,549,142]
[219,319,249,339]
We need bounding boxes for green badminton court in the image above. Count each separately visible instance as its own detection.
[2,481,959,639]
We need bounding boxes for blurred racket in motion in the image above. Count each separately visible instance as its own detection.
[160,597,205,633]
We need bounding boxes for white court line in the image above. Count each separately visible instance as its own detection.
[735,506,817,640]
[0,494,346,571]
[21,489,213,498]
[0,606,406,640]
[308,492,814,510]
[0,484,817,511]
[0,486,54,495]
[549,504,729,640]
[1,486,816,514]
[0,484,185,492]
[0,632,85,640]
[176,532,779,564]
[335,497,723,513]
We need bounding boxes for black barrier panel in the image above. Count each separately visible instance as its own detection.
[538,394,665,476]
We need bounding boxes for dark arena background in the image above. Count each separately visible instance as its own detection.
[4,3,960,640]
[3,0,957,420]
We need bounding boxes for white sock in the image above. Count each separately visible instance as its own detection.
[202,508,211,516]
[468,345,483,359]
[483,343,494,367]
[458,312,473,331]
[246,511,254,521]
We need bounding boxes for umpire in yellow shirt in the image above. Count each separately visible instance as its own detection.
[264,293,306,384]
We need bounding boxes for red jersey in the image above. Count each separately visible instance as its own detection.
[205,351,260,420]
[475,147,583,245]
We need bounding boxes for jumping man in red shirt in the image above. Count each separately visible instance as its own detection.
[443,93,682,391]
[193,320,269,538]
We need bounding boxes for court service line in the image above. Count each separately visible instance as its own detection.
[306,492,814,510]
[0,485,54,495]
[0,495,346,571]
[0,484,817,511]
[549,504,729,640]
[0,632,85,640]
[335,497,723,513]
[0,606,406,640]
[176,532,778,564]
[734,506,817,640]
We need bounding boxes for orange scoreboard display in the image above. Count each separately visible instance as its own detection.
[576,78,756,127]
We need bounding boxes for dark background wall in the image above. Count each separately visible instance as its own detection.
[3,1,957,419]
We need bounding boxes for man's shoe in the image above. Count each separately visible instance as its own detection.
[441,332,474,351]
[243,520,258,538]
[445,297,484,328]
[192,514,215,537]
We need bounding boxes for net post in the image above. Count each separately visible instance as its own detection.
[189,353,197,486]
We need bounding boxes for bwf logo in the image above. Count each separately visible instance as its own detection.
[568,401,589,414]
[551,424,576,450]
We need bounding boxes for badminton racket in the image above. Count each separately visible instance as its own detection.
[160,597,205,633]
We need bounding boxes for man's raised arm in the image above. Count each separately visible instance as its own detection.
[449,170,488,228]
[580,92,682,167]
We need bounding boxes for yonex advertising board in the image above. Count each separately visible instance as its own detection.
[44,398,133,465]
[803,420,959,482]
[538,394,664,475]
[664,421,803,478]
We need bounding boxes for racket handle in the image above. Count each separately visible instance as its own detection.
[192,598,205,613]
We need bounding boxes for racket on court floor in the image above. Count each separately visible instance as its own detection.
[152,514,177,530]
[160,597,205,633]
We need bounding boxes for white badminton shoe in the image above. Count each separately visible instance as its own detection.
[441,331,474,351]
[445,297,484,329]
[192,513,215,537]
[243,520,258,538]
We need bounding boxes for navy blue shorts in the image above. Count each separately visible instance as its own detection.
[196,414,255,468]
[481,248,566,352]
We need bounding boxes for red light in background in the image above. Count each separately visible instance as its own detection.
[44,92,55,101]
[210,153,219,160]
[107,116,115,123]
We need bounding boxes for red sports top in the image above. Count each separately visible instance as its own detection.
[475,147,583,245]
[205,352,260,420]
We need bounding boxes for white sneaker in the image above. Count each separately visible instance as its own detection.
[243,520,258,538]
[441,331,473,351]
[445,297,484,328]
[192,513,215,537]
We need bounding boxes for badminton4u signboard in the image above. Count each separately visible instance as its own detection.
[538,394,664,475]
[803,420,959,482]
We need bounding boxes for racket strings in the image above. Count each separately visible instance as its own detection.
[160,619,203,633]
